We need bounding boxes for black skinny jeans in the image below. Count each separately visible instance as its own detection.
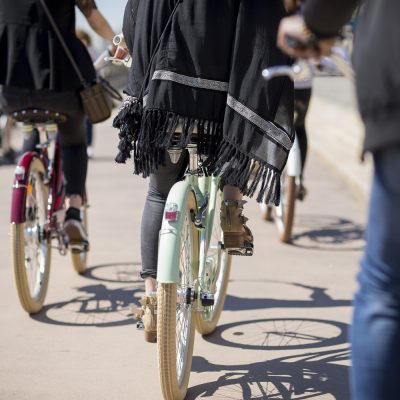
[140,151,188,279]
[0,87,88,197]
[294,87,312,177]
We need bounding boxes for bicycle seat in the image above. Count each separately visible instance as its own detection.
[12,108,67,124]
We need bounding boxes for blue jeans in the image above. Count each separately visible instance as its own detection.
[351,145,400,399]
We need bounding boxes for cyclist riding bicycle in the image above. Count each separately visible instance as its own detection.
[113,0,294,341]
[0,0,115,245]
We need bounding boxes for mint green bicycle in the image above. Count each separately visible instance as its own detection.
[156,143,232,400]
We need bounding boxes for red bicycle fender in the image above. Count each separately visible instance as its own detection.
[10,152,39,224]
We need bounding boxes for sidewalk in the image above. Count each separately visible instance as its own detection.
[307,76,371,199]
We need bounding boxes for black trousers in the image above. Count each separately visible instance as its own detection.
[140,151,188,279]
[294,87,312,177]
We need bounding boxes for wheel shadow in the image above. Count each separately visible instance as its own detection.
[188,348,350,399]
[30,282,144,327]
[80,261,142,283]
[202,317,348,351]
[290,214,365,251]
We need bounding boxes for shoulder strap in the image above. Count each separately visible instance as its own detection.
[39,0,88,87]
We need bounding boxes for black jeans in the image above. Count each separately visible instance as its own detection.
[294,87,312,177]
[140,151,188,279]
[0,87,88,196]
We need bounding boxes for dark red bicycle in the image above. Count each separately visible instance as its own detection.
[10,108,89,314]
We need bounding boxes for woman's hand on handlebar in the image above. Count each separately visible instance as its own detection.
[277,15,336,59]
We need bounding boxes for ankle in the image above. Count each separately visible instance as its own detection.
[65,207,81,222]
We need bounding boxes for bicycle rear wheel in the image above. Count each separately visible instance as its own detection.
[11,158,51,313]
[70,204,89,274]
[157,192,197,400]
[275,175,296,243]
[195,193,232,335]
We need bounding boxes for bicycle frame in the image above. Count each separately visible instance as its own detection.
[10,123,65,236]
[157,150,219,287]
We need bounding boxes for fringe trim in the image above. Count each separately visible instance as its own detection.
[112,96,143,164]
[203,139,282,206]
[113,102,223,177]
[113,98,283,204]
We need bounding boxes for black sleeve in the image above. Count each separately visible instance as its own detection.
[75,0,97,18]
[122,0,140,54]
[302,0,360,38]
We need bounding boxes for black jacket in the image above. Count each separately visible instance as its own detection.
[0,0,95,92]
[303,0,400,153]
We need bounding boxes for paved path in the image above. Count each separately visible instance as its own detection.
[0,86,368,399]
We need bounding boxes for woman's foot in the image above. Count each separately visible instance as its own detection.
[64,207,89,252]
[132,295,157,343]
[220,200,254,256]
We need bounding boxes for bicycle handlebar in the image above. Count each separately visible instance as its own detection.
[262,36,354,82]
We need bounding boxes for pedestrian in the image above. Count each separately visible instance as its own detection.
[277,1,400,399]
[113,0,294,341]
[0,0,115,245]
[0,115,16,165]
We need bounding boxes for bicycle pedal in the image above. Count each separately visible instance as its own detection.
[70,240,89,253]
[136,321,144,330]
[227,245,253,256]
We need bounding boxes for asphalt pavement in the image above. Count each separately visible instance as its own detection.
[0,76,368,400]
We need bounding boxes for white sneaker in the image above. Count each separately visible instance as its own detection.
[64,219,88,245]
[87,146,94,159]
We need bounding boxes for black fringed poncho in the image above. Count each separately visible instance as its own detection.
[114,0,294,205]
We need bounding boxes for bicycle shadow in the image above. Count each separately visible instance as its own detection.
[203,317,348,351]
[290,214,365,251]
[81,262,142,283]
[224,281,352,311]
[188,348,350,399]
[30,283,144,327]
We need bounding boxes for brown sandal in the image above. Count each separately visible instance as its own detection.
[131,295,157,343]
[220,200,254,256]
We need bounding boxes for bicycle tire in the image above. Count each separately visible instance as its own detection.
[11,158,51,313]
[71,204,89,274]
[157,191,197,400]
[260,203,273,222]
[276,175,296,243]
[195,193,232,335]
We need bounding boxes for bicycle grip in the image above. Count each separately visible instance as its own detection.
[285,35,318,51]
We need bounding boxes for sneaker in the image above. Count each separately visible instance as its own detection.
[87,146,94,159]
[296,182,308,201]
[64,207,89,252]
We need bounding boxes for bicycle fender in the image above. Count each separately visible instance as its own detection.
[10,153,44,224]
[157,181,196,284]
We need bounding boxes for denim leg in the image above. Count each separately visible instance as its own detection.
[350,146,400,400]
[140,151,188,279]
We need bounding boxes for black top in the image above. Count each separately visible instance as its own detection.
[0,0,97,92]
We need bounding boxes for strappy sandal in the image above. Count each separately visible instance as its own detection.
[220,200,254,256]
[131,295,157,343]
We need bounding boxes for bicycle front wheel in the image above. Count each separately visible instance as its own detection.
[71,204,89,274]
[157,191,197,400]
[11,158,51,313]
[195,193,232,335]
